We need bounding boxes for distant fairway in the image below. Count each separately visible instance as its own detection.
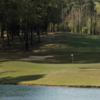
[1,32,100,86]
[35,32,100,53]
[32,32,100,64]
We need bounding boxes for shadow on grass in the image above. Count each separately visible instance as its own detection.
[54,32,100,47]
[0,74,45,84]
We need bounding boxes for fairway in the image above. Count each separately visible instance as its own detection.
[1,33,100,86]
[0,61,100,86]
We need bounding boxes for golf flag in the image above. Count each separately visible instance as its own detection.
[71,54,73,56]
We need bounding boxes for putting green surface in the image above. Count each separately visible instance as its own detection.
[0,61,100,86]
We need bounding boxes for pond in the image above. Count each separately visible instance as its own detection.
[0,85,100,100]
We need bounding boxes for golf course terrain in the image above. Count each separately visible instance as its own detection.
[1,32,100,87]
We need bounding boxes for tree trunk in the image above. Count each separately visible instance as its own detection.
[78,10,80,33]
[53,23,55,32]
[11,32,14,42]
[10,25,14,42]
[51,23,53,32]
[80,5,82,34]
[31,26,33,46]
[93,10,96,35]
[90,12,93,35]
[25,18,28,51]
[73,9,75,33]
[98,18,100,35]
[57,17,59,32]
[21,19,24,51]
[7,22,10,46]
[21,31,24,50]
[46,26,48,34]
[45,17,48,34]
[1,27,5,52]
[37,29,40,43]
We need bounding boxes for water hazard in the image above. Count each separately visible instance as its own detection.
[0,85,100,100]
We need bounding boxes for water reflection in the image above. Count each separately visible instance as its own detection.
[0,85,100,100]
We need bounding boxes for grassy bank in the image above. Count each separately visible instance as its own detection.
[0,61,100,86]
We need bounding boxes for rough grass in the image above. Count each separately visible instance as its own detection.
[1,32,100,63]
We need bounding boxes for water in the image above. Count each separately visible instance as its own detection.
[0,85,100,100]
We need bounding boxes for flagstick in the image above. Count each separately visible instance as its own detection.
[72,56,73,64]
[71,54,73,64]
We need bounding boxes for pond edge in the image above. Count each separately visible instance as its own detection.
[1,83,100,88]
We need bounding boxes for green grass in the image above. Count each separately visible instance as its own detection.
[1,32,100,86]
[33,33,100,53]
[0,61,100,86]
[31,33,100,63]
[1,32,100,63]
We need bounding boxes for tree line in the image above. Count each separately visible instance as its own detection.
[62,0,100,35]
[0,0,63,51]
[0,0,100,52]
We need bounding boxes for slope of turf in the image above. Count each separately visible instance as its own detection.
[33,33,100,53]
[1,33,100,63]
[32,33,100,63]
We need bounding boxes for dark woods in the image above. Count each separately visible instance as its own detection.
[0,0,99,52]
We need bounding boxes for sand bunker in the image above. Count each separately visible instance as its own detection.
[15,56,54,61]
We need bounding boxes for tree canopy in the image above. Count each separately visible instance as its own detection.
[0,0,100,52]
